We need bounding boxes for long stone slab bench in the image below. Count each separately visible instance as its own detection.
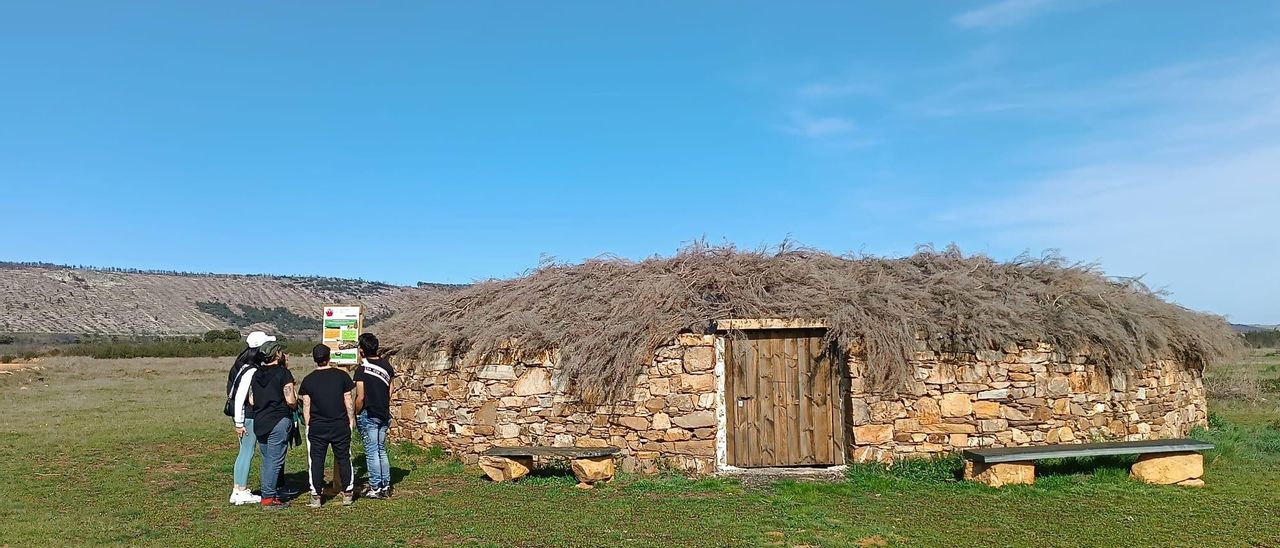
[961,439,1214,487]
[479,446,621,489]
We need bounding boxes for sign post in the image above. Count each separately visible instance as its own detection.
[321,304,362,495]
[322,305,363,366]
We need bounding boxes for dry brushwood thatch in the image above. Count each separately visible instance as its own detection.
[383,243,1241,400]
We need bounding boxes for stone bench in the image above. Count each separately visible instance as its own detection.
[961,438,1214,487]
[479,446,621,489]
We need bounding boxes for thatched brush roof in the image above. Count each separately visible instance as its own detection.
[383,243,1240,400]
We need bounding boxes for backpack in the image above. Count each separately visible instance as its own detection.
[223,364,256,417]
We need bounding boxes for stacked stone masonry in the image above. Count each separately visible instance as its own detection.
[392,336,1207,473]
[848,342,1208,463]
[390,334,720,475]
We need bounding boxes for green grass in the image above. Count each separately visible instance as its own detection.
[2,357,1280,546]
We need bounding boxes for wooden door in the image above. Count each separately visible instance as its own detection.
[725,329,846,467]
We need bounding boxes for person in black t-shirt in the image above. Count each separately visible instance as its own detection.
[249,341,296,509]
[300,344,357,507]
[354,333,396,498]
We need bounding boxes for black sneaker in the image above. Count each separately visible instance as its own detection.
[364,488,384,500]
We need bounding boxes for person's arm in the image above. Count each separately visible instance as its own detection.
[354,381,365,414]
[232,369,255,436]
[301,394,312,426]
[284,382,297,409]
[344,390,356,430]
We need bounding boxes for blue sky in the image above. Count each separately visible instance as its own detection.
[1,1,1278,323]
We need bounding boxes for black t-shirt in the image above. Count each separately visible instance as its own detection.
[300,368,356,426]
[354,357,395,422]
[250,365,295,439]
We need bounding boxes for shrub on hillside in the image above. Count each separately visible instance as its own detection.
[1204,367,1263,402]
[1244,330,1280,348]
[57,337,315,359]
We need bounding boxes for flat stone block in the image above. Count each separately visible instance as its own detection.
[571,455,616,485]
[964,460,1035,487]
[1130,452,1203,485]
[479,455,533,482]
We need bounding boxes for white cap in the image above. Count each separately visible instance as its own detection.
[246,331,276,348]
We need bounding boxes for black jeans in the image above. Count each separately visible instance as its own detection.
[305,422,353,495]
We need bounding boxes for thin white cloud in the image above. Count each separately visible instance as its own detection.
[953,0,1059,30]
[781,112,856,138]
[936,52,1280,322]
[797,81,878,99]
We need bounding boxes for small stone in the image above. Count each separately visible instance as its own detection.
[977,389,1009,400]
[979,419,1008,433]
[479,455,533,482]
[975,349,1004,362]
[1047,376,1070,397]
[651,412,671,430]
[571,456,616,485]
[853,424,895,444]
[683,346,715,372]
[915,397,941,424]
[477,364,517,380]
[964,460,1035,487]
[677,374,715,392]
[973,401,1000,419]
[1131,452,1203,485]
[649,377,671,396]
[513,368,552,396]
[1001,406,1030,421]
[940,393,972,417]
[849,399,872,425]
[616,416,649,430]
[496,424,521,438]
[671,410,716,429]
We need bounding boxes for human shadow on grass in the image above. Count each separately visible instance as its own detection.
[351,452,413,489]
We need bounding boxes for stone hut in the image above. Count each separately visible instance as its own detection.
[382,246,1238,474]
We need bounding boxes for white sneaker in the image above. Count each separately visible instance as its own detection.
[230,489,261,506]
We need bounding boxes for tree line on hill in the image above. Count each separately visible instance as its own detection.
[0,330,315,363]
[196,302,317,334]
[1244,330,1280,348]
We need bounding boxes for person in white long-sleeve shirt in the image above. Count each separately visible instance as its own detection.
[227,331,273,505]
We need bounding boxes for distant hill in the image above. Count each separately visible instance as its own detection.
[1231,323,1279,334]
[0,262,460,337]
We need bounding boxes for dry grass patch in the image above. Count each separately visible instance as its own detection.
[385,242,1241,399]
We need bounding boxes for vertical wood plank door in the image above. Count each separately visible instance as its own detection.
[724,328,846,467]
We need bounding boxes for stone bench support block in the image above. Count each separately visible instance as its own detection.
[479,455,533,482]
[1129,451,1204,485]
[570,456,616,489]
[964,460,1036,487]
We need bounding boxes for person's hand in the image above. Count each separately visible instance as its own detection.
[235,426,246,437]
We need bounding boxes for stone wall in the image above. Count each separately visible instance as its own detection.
[392,335,1208,473]
[847,342,1208,463]
[390,334,720,474]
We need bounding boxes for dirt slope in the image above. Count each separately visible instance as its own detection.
[0,263,429,336]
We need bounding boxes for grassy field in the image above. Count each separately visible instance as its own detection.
[2,355,1279,547]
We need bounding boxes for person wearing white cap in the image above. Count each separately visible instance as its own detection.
[226,331,274,505]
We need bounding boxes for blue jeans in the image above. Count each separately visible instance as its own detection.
[357,413,391,490]
[233,417,256,487]
[258,416,292,500]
